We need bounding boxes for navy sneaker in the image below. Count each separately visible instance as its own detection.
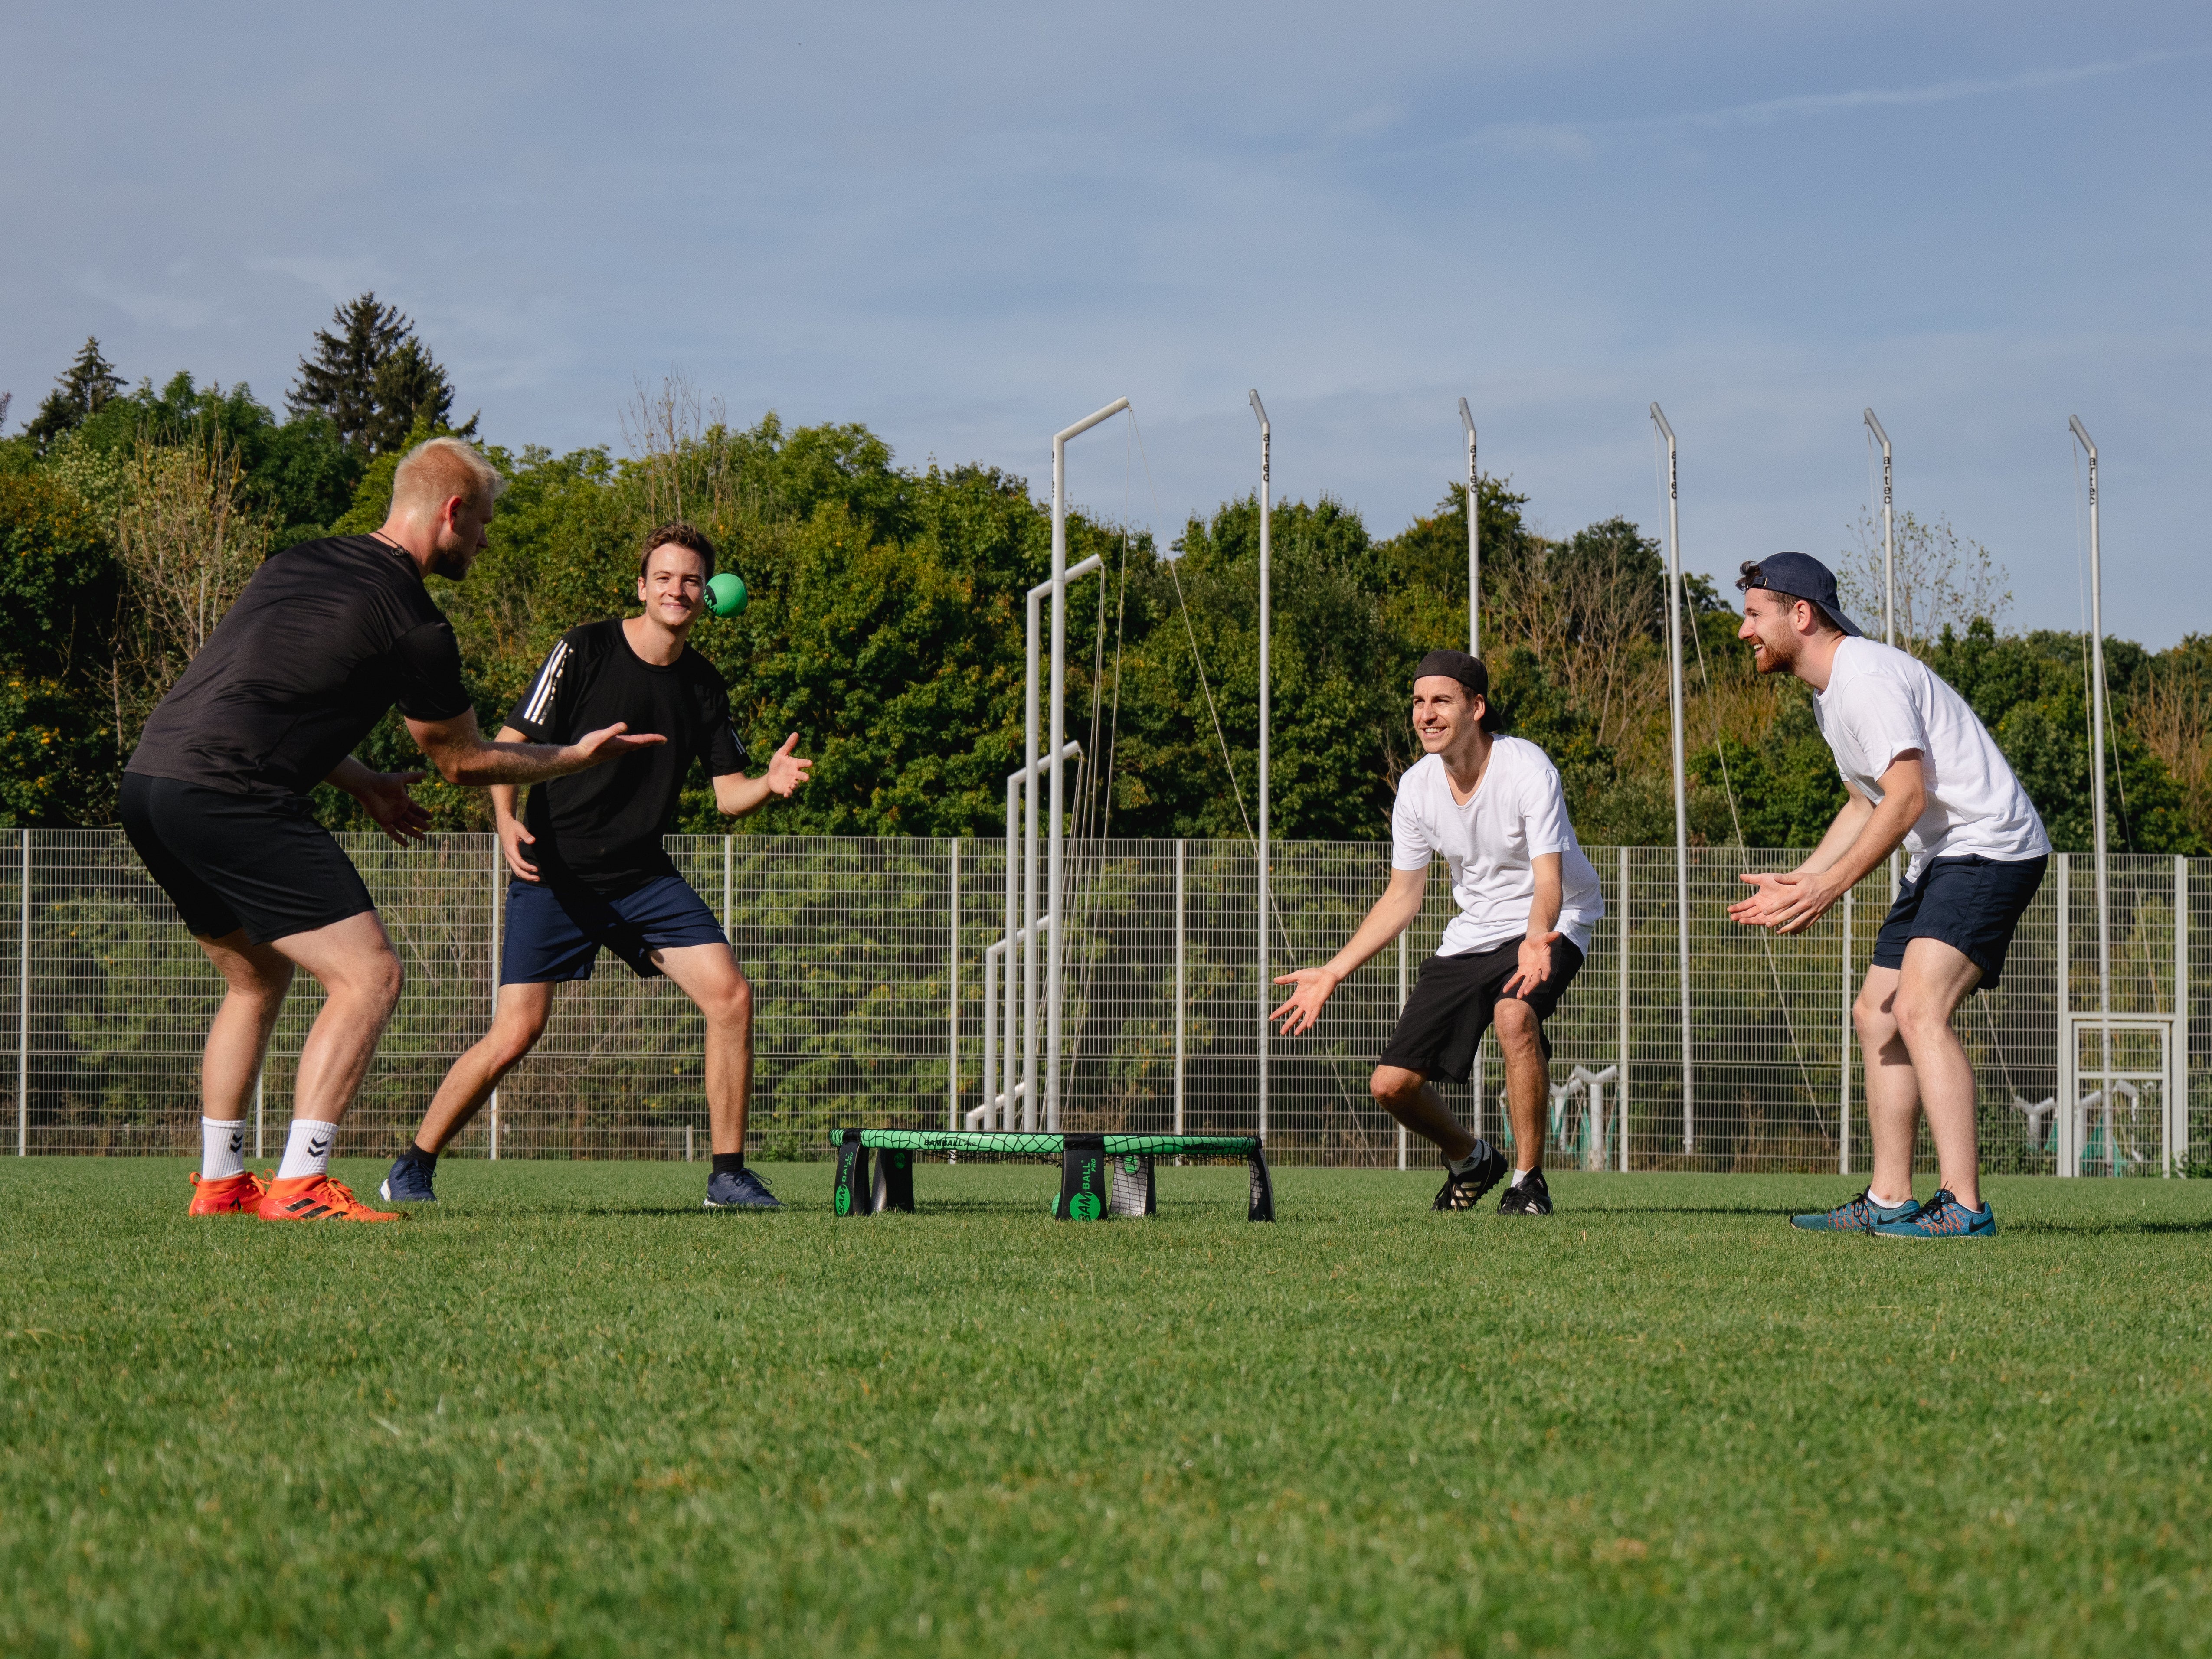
[1790,1189,1917,1232]
[704,1167,782,1210]
[1873,1188,1996,1240]
[379,1156,437,1203]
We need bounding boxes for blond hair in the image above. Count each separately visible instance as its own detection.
[390,436,506,521]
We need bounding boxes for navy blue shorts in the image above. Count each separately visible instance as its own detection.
[1377,937,1585,1084]
[501,875,728,984]
[1872,853,2047,992]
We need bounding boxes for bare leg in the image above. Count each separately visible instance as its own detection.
[1890,938,1986,1210]
[264,911,405,1126]
[1853,965,1918,1205]
[1370,1065,1478,1164]
[1494,999,1548,1174]
[654,943,753,1156]
[193,929,293,1120]
[412,982,556,1153]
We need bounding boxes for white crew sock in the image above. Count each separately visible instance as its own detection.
[276,1118,340,1182]
[1448,1140,1492,1175]
[1868,1189,1912,1210]
[1510,1165,1535,1187]
[201,1118,247,1181]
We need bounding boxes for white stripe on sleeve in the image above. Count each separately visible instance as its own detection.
[520,639,570,727]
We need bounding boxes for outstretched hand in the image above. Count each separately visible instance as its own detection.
[355,770,431,847]
[764,732,812,798]
[1728,870,1841,935]
[1268,967,1341,1037]
[572,721,668,764]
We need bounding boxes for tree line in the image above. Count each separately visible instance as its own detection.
[3,301,2207,853]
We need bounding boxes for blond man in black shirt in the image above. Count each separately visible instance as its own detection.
[125,437,663,1223]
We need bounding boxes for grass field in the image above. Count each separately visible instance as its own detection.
[2,1158,2208,1658]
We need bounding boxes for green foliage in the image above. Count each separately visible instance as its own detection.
[288,293,462,454]
[22,336,124,451]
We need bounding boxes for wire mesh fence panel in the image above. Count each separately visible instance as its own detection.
[6,830,2205,1175]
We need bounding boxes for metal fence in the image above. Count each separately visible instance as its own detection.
[7,831,2205,1173]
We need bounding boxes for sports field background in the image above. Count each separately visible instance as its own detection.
[3,1159,2205,1656]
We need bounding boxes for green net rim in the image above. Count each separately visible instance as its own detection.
[844,1129,1260,1158]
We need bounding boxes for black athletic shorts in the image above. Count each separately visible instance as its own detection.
[500,874,728,984]
[120,773,375,945]
[1377,936,1586,1084]
[1872,852,2047,992]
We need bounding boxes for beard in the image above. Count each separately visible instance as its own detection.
[1751,631,1796,675]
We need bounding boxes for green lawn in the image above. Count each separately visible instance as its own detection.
[2,1158,2208,1658]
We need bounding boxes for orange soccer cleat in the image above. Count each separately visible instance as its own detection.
[255,1173,402,1224]
[187,1170,268,1216]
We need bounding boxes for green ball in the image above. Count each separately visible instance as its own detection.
[706,572,747,617]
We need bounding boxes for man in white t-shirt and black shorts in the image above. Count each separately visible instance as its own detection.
[1271,650,1604,1216]
[1727,553,2049,1240]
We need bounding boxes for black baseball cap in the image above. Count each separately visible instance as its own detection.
[1412,649,1505,732]
[1734,552,1863,637]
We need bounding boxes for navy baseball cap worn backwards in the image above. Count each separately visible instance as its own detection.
[1735,552,1863,638]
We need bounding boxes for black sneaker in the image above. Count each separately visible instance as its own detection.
[1433,1141,1508,1212]
[379,1156,436,1203]
[704,1167,782,1210]
[1496,1168,1552,1216]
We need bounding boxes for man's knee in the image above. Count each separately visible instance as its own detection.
[1892,991,1959,1046]
[700,970,752,1031]
[1370,1065,1421,1109]
[1852,986,1893,1042]
[1494,1000,1541,1055]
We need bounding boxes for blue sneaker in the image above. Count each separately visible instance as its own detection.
[379,1156,437,1203]
[704,1167,781,1210]
[1789,1189,1918,1231]
[1873,1188,1996,1239]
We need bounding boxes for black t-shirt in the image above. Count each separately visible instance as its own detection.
[127,534,474,799]
[507,619,748,895]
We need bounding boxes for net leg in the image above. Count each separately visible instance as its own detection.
[832,1129,870,1218]
[873,1147,916,1214]
[1055,1133,1108,1220]
[1109,1154,1155,1218]
[1247,1144,1275,1222]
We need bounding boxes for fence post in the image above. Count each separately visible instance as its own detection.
[254,1075,264,1162]
[1397,928,1409,1171]
[2176,855,2189,1174]
[16,829,27,1157]
[2056,852,2070,1176]
[1617,845,1629,1172]
[489,841,502,1162]
[949,838,960,1130]
[1839,885,1853,1175]
[1174,840,1186,1138]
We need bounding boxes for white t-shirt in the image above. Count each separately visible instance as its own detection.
[1390,737,1605,957]
[1812,637,2050,879]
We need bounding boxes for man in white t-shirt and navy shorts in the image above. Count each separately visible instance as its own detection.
[1272,650,1604,1216]
[1728,553,2049,1241]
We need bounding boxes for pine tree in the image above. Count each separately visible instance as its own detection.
[24,337,124,451]
[288,294,458,454]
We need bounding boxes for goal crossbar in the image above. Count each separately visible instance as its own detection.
[830,1127,1274,1222]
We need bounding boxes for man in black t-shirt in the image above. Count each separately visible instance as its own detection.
[124,437,664,1224]
[383,523,812,1211]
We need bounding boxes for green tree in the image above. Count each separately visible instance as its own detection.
[288,294,460,454]
[23,338,124,453]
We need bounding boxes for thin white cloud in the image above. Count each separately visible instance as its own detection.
[1480,48,2191,153]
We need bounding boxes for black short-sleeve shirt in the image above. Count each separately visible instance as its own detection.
[127,534,474,799]
[507,620,748,895]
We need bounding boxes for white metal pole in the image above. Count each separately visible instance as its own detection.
[723,836,733,937]
[2071,417,2112,1129]
[1250,390,1271,1143]
[1864,410,1894,646]
[2176,856,2189,1174]
[948,838,959,1131]
[1047,398,1128,1137]
[1617,845,1630,1172]
[1174,839,1186,1137]
[1840,885,1853,1175]
[16,829,27,1157]
[1024,579,1044,1133]
[1004,771,1020,1128]
[488,843,502,1160]
[2056,852,2072,1175]
[1397,929,1409,1171]
[1460,398,1479,656]
[1651,404,1695,1153]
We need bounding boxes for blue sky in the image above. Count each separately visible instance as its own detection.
[5,1,2206,644]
